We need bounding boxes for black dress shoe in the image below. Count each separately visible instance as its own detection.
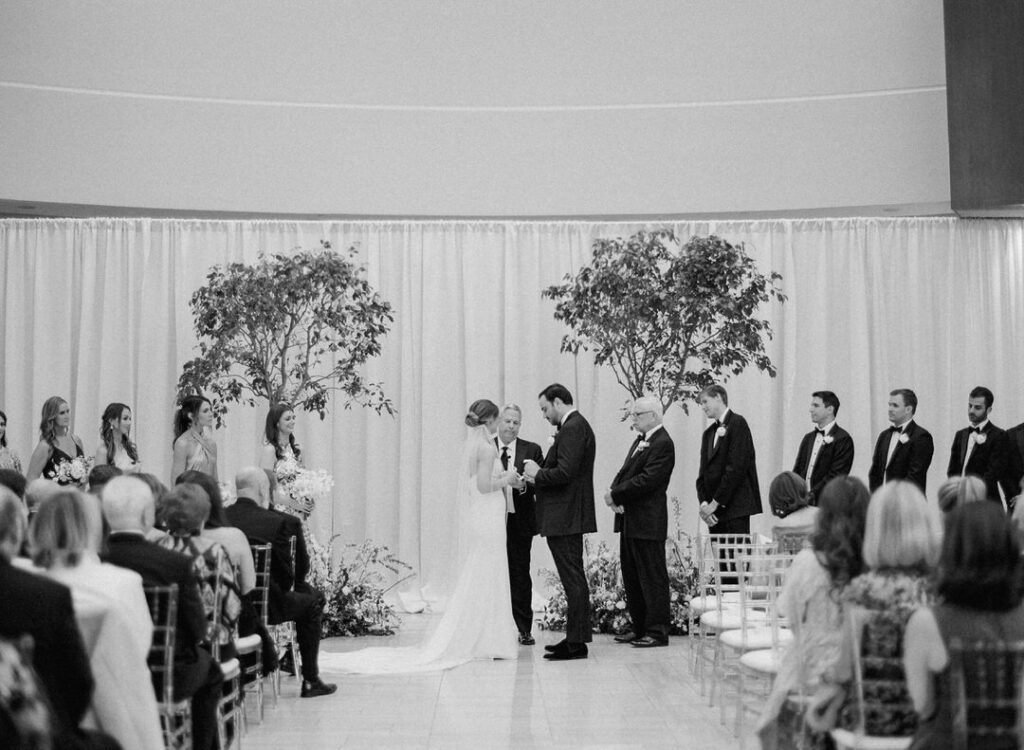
[613,633,639,644]
[518,632,536,646]
[544,639,567,653]
[544,643,588,661]
[301,678,338,698]
[631,636,668,648]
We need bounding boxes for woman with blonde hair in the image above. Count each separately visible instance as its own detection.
[935,474,987,513]
[26,396,86,484]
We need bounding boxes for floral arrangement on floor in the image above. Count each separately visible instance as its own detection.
[308,537,416,637]
[539,496,704,636]
[47,455,93,487]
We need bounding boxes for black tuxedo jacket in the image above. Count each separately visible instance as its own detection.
[103,532,209,664]
[792,425,855,504]
[946,422,1014,501]
[0,558,94,737]
[225,497,309,624]
[868,420,934,494]
[696,410,762,523]
[1007,422,1024,496]
[610,426,676,540]
[534,410,597,537]
[496,436,544,537]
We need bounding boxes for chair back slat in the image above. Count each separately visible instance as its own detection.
[949,638,1024,750]
[250,543,272,622]
[143,584,179,706]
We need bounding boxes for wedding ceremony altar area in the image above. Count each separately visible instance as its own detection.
[2,216,1023,603]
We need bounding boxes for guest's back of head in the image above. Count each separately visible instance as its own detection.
[29,490,90,569]
[24,478,60,515]
[176,470,227,527]
[811,476,870,590]
[936,474,988,513]
[0,468,26,499]
[101,475,155,533]
[864,481,942,572]
[0,486,27,560]
[235,466,269,507]
[939,502,1022,611]
[769,471,811,519]
[159,484,211,538]
[87,464,122,494]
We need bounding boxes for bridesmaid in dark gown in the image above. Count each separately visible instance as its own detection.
[26,396,87,486]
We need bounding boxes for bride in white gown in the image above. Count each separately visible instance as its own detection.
[318,399,521,674]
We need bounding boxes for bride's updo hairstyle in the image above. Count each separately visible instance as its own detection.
[465,399,499,427]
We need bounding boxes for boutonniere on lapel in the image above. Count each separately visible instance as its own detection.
[634,440,650,455]
[898,432,910,445]
[969,431,987,445]
[715,425,727,439]
[547,433,556,447]
[822,435,834,445]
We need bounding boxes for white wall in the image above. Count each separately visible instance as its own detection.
[0,1,949,216]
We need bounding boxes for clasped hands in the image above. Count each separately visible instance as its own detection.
[699,500,719,527]
[521,459,540,484]
[603,490,624,514]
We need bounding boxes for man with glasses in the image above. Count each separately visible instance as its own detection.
[606,397,676,647]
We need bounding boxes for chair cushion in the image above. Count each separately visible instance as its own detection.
[219,658,241,680]
[700,609,768,630]
[234,634,262,653]
[690,592,741,614]
[739,648,780,673]
[720,626,793,650]
[829,729,912,750]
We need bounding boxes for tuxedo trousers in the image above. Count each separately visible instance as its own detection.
[279,583,326,681]
[619,535,671,640]
[506,519,535,635]
[547,534,592,644]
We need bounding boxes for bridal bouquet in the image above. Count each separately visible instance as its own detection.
[276,458,334,516]
[47,456,93,487]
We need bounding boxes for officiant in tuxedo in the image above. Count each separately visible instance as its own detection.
[523,383,596,661]
[946,386,1015,503]
[792,391,854,505]
[494,404,544,645]
[606,397,675,647]
[868,388,934,493]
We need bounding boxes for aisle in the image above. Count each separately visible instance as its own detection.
[241,613,741,749]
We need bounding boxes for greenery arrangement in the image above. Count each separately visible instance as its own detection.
[178,240,395,425]
[539,497,705,636]
[543,230,786,414]
[307,538,415,637]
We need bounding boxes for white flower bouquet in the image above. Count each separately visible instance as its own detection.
[47,455,93,487]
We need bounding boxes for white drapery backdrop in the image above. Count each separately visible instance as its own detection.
[2,217,1023,597]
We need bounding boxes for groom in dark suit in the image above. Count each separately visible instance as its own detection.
[696,384,762,533]
[606,397,675,647]
[792,391,855,505]
[946,386,1015,503]
[495,403,544,645]
[868,388,935,493]
[523,383,597,661]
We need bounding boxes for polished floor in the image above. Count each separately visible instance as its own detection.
[240,614,744,749]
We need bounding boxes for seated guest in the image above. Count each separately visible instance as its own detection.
[0,468,26,500]
[225,467,336,698]
[935,474,987,513]
[0,487,119,750]
[134,473,171,542]
[808,480,942,737]
[87,464,122,495]
[757,476,870,748]
[100,476,223,750]
[29,489,161,750]
[768,470,819,551]
[24,477,60,520]
[904,502,1024,749]
[157,484,241,660]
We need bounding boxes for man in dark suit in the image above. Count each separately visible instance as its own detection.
[0,487,119,750]
[792,391,855,505]
[494,403,544,646]
[946,386,1016,504]
[523,383,597,661]
[868,388,935,494]
[224,467,336,698]
[606,397,675,648]
[101,475,222,750]
[1007,421,1024,508]
[696,384,762,533]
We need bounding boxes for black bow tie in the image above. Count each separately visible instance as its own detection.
[815,428,826,436]
[890,425,905,434]
[970,426,983,434]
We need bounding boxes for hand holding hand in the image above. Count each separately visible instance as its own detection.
[522,459,540,481]
[508,473,526,491]
[613,504,624,514]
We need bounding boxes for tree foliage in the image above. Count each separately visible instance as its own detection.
[178,241,395,424]
[543,231,786,414]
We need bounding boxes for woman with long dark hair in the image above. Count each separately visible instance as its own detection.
[170,395,217,483]
[26,396,87,484]
[258,403,313,516]
[94,403,140,472]
[0,409,22,473]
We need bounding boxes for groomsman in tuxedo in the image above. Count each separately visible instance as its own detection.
[946,386,1015,503]
[792,391,855,505]
[606,397,675,648]
[696,384,762,533]
[868,388,934,494]
[523,383,596,661]
[1008,421,1024,507]
[494,403,544,646]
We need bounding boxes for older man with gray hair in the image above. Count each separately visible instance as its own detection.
[605,396,676,647]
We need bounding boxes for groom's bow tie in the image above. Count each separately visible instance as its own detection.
[889,425,905,434]
[815,428,826,436]
[970,426,983,434]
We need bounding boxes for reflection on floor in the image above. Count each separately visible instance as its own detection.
[241,613,742,749]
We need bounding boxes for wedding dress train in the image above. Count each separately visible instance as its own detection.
[317,426,518,674]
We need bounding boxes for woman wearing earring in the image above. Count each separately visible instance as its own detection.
[0,409,22,473]
[170,395,217,484]
[26,396,87,484]
[94,403,141,473]
[258,403,312,517]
